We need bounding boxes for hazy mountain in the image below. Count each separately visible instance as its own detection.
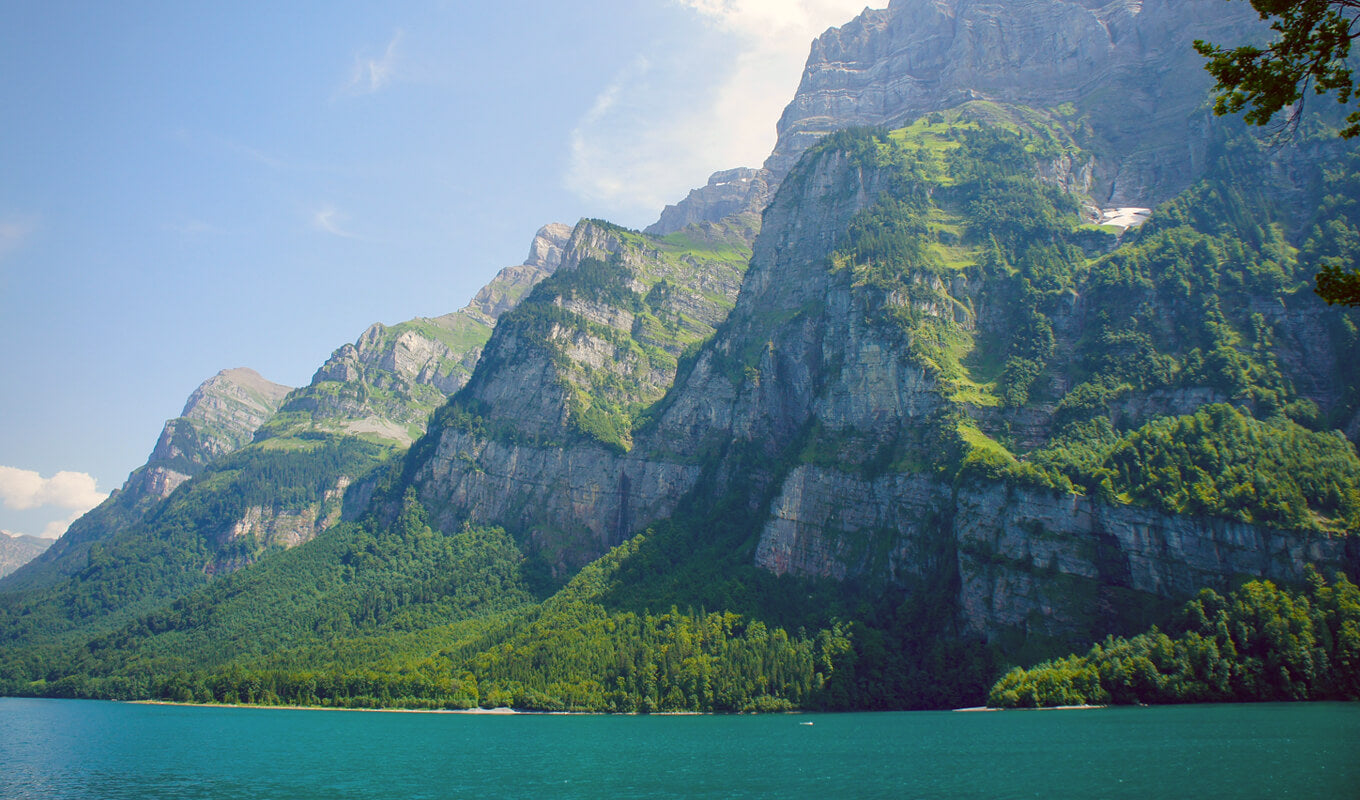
[0,533,51,579]
[1,368,291,590]
[0,224,571,611]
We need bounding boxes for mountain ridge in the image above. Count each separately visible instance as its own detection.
[1,0,1357,712]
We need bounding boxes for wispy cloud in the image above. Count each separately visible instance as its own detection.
[0,466,108,539]
[169,127,294,172]
[164,219,223,236]
[564,0,868,221]
[312,205,359,239]
[676,0,866,45]
[0,216,38,261]
[338,30,403,98]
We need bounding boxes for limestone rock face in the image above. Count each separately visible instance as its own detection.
[466,223,573,324]
[118,366,292,504]
[206,477,354,573]
[419,431,701,570]
[646,168,773,236]
[412,215,754,571]
[646,145,930,464]
[754,465,1354,645]
[764,0,1260,204]
[132,368,293,497]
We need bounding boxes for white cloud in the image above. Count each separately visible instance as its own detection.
[0,466,107,512]
[339,30,403,97]
[0,466,108,538]
[41,508,88,540]
[677,0,868,44]
[564,0,870,221]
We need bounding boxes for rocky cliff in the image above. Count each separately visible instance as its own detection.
[647,0,1266,258]
[645,168,773,237]
[464,223,574,324]
[763,0,1263,206]
[410,101,1359,649]
[138,368,292,497]
[756,465,1355,646]
[412,215,754,570]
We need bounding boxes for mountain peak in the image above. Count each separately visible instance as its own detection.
[764,0,1259,205]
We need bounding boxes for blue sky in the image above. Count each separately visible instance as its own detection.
[0,0,871,538]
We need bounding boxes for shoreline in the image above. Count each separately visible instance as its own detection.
[135,698,1108,714]
[131,699,523,715]
[129,700,737,716]
[956,704,1107,711]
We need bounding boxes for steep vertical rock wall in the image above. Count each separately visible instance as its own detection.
[764,0,1261,204]
[755,465,1356,647]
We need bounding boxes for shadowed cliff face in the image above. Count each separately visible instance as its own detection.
[765,0,1260,205]
[756,466,1354,644]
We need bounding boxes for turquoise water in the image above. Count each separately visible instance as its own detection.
[0,699,1356,799]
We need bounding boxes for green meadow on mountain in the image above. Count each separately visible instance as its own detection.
[2,0,1357,711]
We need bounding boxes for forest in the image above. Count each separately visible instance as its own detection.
[1,110,1357,713]
[989,568,1360,707]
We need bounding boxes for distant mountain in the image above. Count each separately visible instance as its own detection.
[1,367,291,591]
[257,223,573,447]
[0,533,51,579]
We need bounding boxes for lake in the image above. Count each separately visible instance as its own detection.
[0,698,1356,798]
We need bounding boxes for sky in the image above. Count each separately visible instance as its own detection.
[0,0,873,539]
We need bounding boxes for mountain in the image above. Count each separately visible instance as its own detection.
[256,223,573,447]
[2,368,291,591]
[656,0,1265,233]
[1,0,1358,711]
[0,534,51,579]
[646,168,773,236]
[763,0,1259,199]
[0,223,571,625]
[413,100,1359,639]
[406,213,756,574]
